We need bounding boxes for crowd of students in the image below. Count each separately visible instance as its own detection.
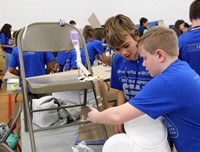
[88,0,200,152]
[0,0,200,151]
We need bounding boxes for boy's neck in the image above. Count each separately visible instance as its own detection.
[162,56,178,73]
[191,19,200,27]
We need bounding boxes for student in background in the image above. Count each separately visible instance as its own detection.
[88,26,200,152]
[0,23,15,76]
[54,50,78,72]
[104,14,152,133]
[181,22,191,33]
[138,17,149,37]
[8,30,54,100]
[172,19,185,37]
[82,25,94,43]
[179,0,200,76]
[82,25,111,66]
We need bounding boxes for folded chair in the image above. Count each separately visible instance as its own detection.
[0,143,15,152]
[17,22,108,152]
[1,102,22,152]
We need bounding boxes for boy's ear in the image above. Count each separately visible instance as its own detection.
[156,49,165,62]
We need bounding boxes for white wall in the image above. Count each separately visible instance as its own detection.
[0,0,194,31]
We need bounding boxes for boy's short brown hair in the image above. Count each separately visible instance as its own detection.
[104,14,139,48]
[137,26,179,56]
[83,25,94,39]
[190,0,200,20]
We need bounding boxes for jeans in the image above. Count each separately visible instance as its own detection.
[2,51,11,74]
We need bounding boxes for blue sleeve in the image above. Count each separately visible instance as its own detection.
[110,54,123,90]
[178,36,185,60]
[129,77,179,119]
[70,50,78,69]
[80,48,86,66]
[56,52,66,66]
[45,52,54,64]
[8,47,19,68]
[92,40,105,55]
[0,33,6,44]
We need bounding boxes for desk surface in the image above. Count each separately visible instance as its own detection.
[6,65,111,94]
[4,65,111,80]
[25,65,111,94]
[6,78,21,94]
[27,64,111,81]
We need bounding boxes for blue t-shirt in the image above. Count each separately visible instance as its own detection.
[129,59,200,152]
[56,50,77,72]
[0,33,12,54]
[8,46,54,78]
[110,54,152,100]
[178,28,200,75]
[81,40,104,66]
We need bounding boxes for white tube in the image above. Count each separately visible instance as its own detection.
[74,45,91,77]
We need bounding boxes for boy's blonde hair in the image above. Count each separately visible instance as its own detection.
[104,14,139,48]
[137,26,179,56]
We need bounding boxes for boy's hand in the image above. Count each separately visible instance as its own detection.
[53,64,60,73]
[115,124,125,134]
[88,106,100,124]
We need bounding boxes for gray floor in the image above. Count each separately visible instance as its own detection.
[21,111,103,152]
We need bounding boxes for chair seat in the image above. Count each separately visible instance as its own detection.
[26,75,94,94]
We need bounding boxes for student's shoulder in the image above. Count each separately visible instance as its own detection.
[69,49,76,53]
[178,30,196,43]
[91,39,102,45]
[68,49,77,56]
[45,52,55,59]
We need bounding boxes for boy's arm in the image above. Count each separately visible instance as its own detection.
[46,61,54,74]
[88,102,144,125]
[53,63,60,72]
[8,67,20,76]
[99,53,111,66]
[117,90,126,105]
[115,90,126,133]
[1,44,15,49]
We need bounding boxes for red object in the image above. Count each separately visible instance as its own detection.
[8,95,12,119]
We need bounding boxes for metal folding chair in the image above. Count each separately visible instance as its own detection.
[17,22,108,152]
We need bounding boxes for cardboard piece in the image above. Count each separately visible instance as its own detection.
[158,20,166,27]
[88,13,101,28]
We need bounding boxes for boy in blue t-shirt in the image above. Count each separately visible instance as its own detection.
[178,0,200,75]
[103,14,152,133]
[88,26,200,152]
[8,46,54,100]
[54,50,77,72]
[8,46,54,77]
[81,26,111,66]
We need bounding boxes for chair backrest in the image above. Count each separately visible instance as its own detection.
[18,22,84,51]
[17,22,92,73]
[17,22,93,101]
